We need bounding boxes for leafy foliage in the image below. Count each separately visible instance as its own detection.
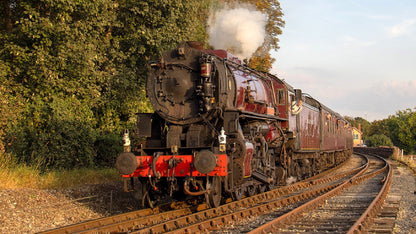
[366,134,393,147]
[386,109,416,154]
[249,51,275,72]
[367,119,390,138]
[0,77,24,154]
[94,133,123,167]
[0,0,214,169]
[5,97,96,169]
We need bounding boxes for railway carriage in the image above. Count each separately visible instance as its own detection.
[115,42,353,208]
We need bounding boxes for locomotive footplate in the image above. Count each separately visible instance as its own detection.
[120,154,227,178]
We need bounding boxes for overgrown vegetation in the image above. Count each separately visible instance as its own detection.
[0,0,285,188]
[0,0,215,170]
[392,153,416,174]
[366,134,394,147]
[345,108,416,154]
[0,153,119,189]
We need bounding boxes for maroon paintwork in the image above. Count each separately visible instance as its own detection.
[321,109,349,151]
[269,75,289,129]
[299,105,320,150]
[206,49,352,156]
[206,50,288,127]
[288,94,352,153]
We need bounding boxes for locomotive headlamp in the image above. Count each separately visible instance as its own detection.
[122,129,131,152]
[219,127,226,152]
[193,150,217,174]
[219,127,226,144]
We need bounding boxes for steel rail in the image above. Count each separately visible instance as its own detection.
[38,208,157,234]
[347,155,393,233]
[247,154,387,234]
[164,183,343,234]
[136,155,369,234]
[39,154,368,234]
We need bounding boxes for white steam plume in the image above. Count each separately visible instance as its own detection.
[208,5,267,59]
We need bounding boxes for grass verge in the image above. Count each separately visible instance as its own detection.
[392,154,416,174]
[0,153,120,190]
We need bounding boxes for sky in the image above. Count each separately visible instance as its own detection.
[271,0,416,121]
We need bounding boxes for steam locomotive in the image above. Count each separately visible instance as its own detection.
[116,41,353,208]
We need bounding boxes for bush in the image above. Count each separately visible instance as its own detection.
[5,97,97,169]
[366,134,394,147]
[94,133,123,167]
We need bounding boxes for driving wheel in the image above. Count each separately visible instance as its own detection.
[208,176,222,208]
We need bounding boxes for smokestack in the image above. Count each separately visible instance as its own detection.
[358,124,361,132]
[187,41,204,50]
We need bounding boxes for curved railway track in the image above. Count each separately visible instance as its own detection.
[247,153,392,234]
[40,153,393,234]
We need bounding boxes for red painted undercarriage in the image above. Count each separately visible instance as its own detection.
[122,154,228,178]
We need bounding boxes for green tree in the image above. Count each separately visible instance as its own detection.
[102,0,211,131]
[1,0,214,169]
[367,119,390,138]
[0,0,13,32]
[1,0,118,103]
[1,0,120,168]
[6,97,97,169]
[346,108,416,153]
[366,134,393,147]
[387,109,416,154]
[0,77,24,154]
